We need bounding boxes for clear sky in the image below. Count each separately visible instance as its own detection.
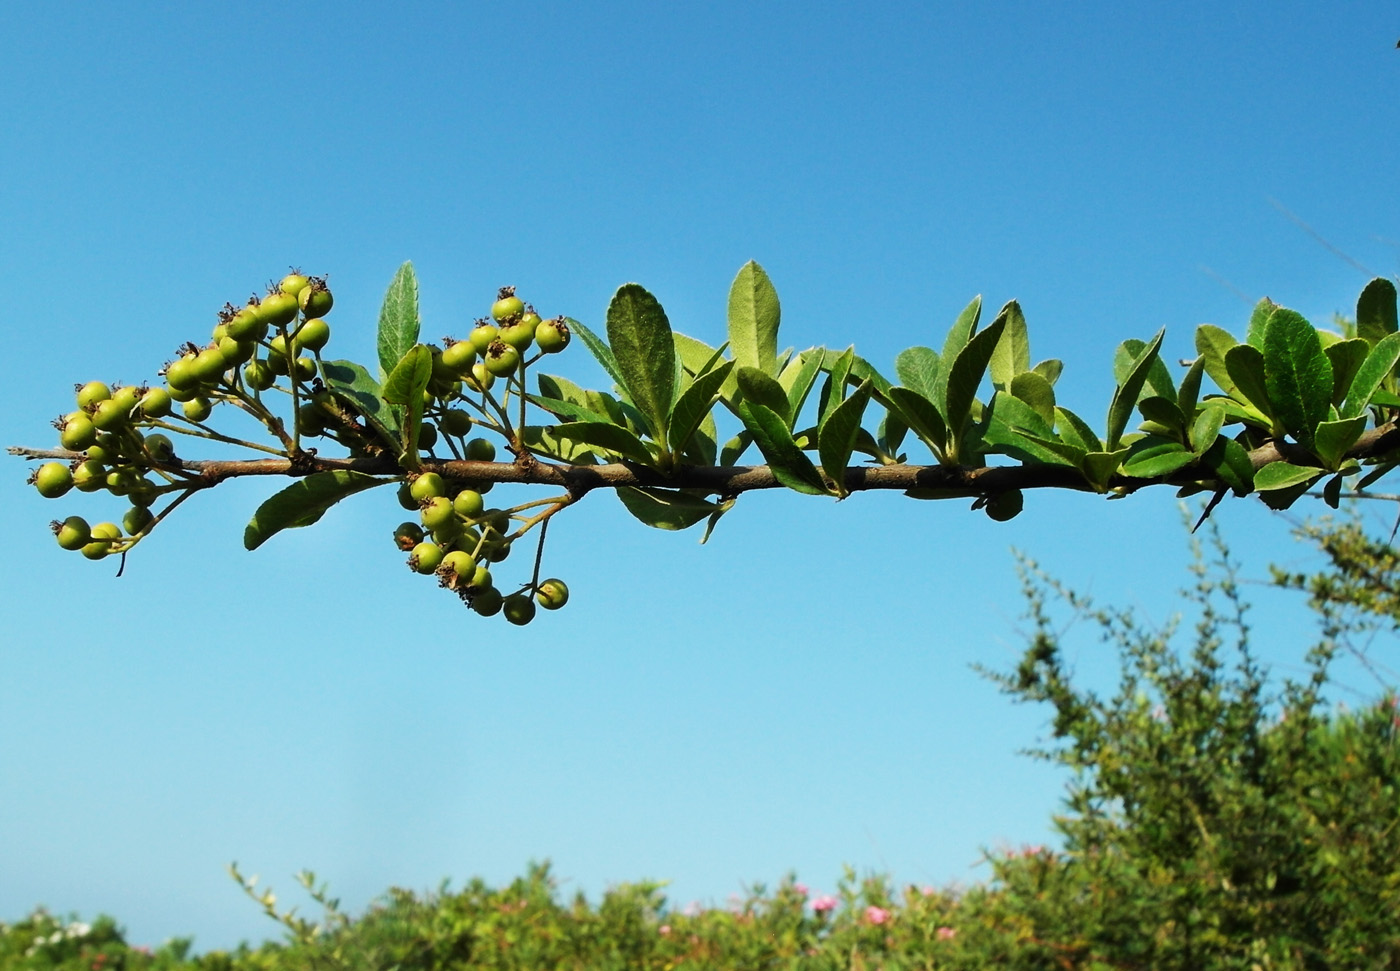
[2,0,1398,953]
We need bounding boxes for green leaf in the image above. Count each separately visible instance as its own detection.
[936,295,982,409]
[1342,331,1400,419]
[895,346,941,402]
[1177,356,1206,417]
[737,402,828,495]
[244,471,384,551]
[848,355,895,398]
[569,317,631,399]
[982,392,1072,465]
[1246,296,1279,350]
[1201,436,1254,495]
[1055,407,1103,453]
[521,424,598,464]
[1224,343,1273,418]
[537,373,593,409]
[735,366,791,427]
[376,262,420,384]
[1253,460,1324,491]
[945,311,1009,454]
[1195,324,1242,400]
[1190,403,1226,455]
[1121,436,1196,478]
[727,261,781,376]
[819,347,855,428]
[887,387,948,455]
[1032,358,1063,386]
[1137,396,1187,438]
[550,421,655,465]
[526,394,615,425]
[1081,450,1130,492]
[607,284,676,442]
[1312,415,1367,470]
[669,361,734,456]
[382,344,433,405]
[1009,371,1056,426]
[1106,329,1165,450]
[1357,278,1398,345]
[817,379,873,493]
[720,431,753,466]
[321,359,398,448]
[1113,338,1175,400]
[1263,307,1332,448]
[616,487,718,530]
[1325,338,1370,406]
[988,301,1030,390]
[780,349,825,426]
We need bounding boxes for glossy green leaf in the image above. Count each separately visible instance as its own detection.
[674,331,721,375]
[1106,329,1165,450]
[1176,356,1206,417]
[537,373,593,409]
[736,366,791,427]
[1312,415,1367,470]
[780,349,825,426]
[521,424,599,464]
[1113,338,1175,400]
[1195,324,1241,400]
[1121,436,1196,478]
[1253,460,1324,491]
[527,394,614,425]
[895,346,941,402]
[1053,407,1102,453]
[945,311,1009,452]
[321,359,398,448]
[1326,339,1369,405]
[607,284,676,442]
[817,379,873,492]
[1342,331,1400,419]
[1137,395,1187,437]
[550,421,655,465]
[1224,343,1273,418]
[1245,296,1279,350]
[1263,307,1332,447]
[376,262,420,384]
[616,487,718,530]
[720,431,753,466]
[887,387,947,455]
[1008,371,1056,426]
[1190,403,1226,455]
[819,347,855,427]
[1081,449,1130,492]
[738,402,828,495]
[1201,436,1254,495]
[982,392,1072,465]
[878,409,908,457]
[244,471,384,551]
[382,344,432,406]
[848,355,895,398]
[727,261,781,376]
[1357,277,1398,345]
[988,301,1030,390]
[670,361,734,456]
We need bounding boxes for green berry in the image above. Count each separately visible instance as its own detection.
[502,593,536,626]
[536,578,569,610]
[411,541,443,574]
[82,521,122,560]
[34,462,73,498]
[293,356,316,382]
[452,489,485,519]
[441,340,476,375]
[419,495,455,530]
[299,279,333,318]
[985,489,1024,522]
[54,515,91,551]
[122,505,154,535]
[76,381,111,410]
[498,318,535,352]
[491,287,525,323]
[279,271,311,298]
[90,397,131,432]
[182,397,212,423]
[440,409,473,437]
[394,521,425,550]
[192,345,228,384]
[441,550,475,579]
[60,414,98,451]
[219,335,255,366]
[467,362,495,392]
[464,438,497,462]
[471,586,504,616]
[418,422,438,450]
[468,564,492,590]
[409,473,447,501]
[535,317,570,354]
[71,459,106,492]
[139,387,172,418]
[295,317,330,352]
[483,340,520,376]
[165,354,199,392]
[468,322,498,354]
[244,359,275,391]
[259,290,300,327]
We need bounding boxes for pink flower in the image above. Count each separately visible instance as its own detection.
[937,926,957,940]
[659,925,671,936]
[811,894,838,913]
[920,885,935,896]
[865,905,890,925]
[794,883,808,897]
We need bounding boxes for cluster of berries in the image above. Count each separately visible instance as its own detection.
[431,286,571,396]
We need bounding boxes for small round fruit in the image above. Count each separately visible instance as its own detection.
[491,286,525,323]
[452,489,484,519]
[498,318,535,352]
[441,550,474,579]
[279,271,311,298]
[394,521,424,551]
[297,404,326,437]
[480,508,510,534]
[139,386,172,418]
[440,409,472,437]
[34,462,73,498]
[54,515,91,551]
[182,397,213,423]
[292,356,317,382]
[467,564,492,590]
[984,489,1024,522]
[410,541,444,574]
[122,505,154,535]
[468,322,498,354]
[409,473,447,501]
[164,355,199,392]
[227,304,268,342]
[60,414,98,451]
[76,381,112,409]
[397,481,418,510]
[441,340,476,374]
[419,495,455,530]
[483,340,520,376]
[467,362,495,392]
[192,346,228,384]
[485,540,511,563]
[299,279,334,318]
[218,335,255,366]
[143,433,175,461]
[470,586,504,616]
[259,290,300,327]
[295,317,330,352]
[82,521,121,560]
[244,359,275,390]
[502,593,536,626]
[464,437,497,462]
[90,397,131,432]
[417,422,438,450]
[536,578,569,610]
[72,460,106,492]
[535,317,571,354]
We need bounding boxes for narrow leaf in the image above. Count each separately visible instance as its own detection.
[1113,338,1176,400]
[887,387,948,455]
[607,284,675,442]
[1190,403,1226,455]
[945,311,1009,449]
[738,402,828,495]
[1176,356,1207,417]
[1055,407,1103,453]
[935,295,982,409]
[1342,331,1400,419]
[616,487,718,530]
[817,379,873,492]
[381,344,433,405]
[727,261,781,375]
[669,361,734,456]
[1245,297,1279,349]
[1325,338,1370,406]
[988,300,1030,390]
[551,421,655,465]
[735,366,791,426]
[1106,329,1165,449]
[1253,460,1324,491]
[1121,437,1196,478]
[780,349,825,426]
[1137,396,1187,437]
[569,317,631,398]
[244,471,384,550]
[526,394,615,425]
[1224,343,1273,418]
[376,262,420,384]
[1009,371,1056,426]
[1263,307,1332,447]
[1195,324,1241,400]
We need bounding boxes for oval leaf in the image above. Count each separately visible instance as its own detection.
[1342,331,1400,419]
[607,285,675,441]
[727,261,780,376]
[244,471,385,550]
[817,379,873,493]
[1263,308,1332,447]
[738,402,828,495]
[377,262,420,384]
[551,421,655,465]
[616,487,718,530]
[1357,277,1398,345]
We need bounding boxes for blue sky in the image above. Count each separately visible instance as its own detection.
[3,0,1398,953]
